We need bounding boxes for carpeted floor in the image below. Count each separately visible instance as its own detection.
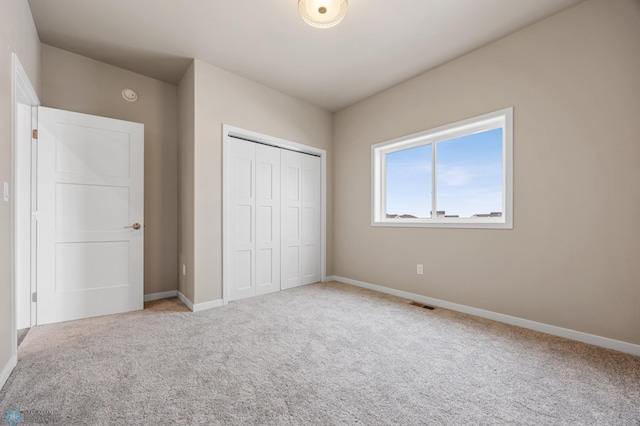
[1,282,639,425]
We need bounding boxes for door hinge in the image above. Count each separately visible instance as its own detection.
[32,211,38,221]
[32,129,38,139]
[31,292,37,303]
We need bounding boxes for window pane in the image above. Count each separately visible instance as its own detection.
[385,145,432,219]
[436,128,502,218]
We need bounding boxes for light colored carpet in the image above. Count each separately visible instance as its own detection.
[1,282,639,425]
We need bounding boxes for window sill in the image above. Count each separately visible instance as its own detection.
[371,219,512,229]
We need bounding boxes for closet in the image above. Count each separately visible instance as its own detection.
[226,136,321,301]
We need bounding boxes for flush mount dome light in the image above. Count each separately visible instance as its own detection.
[298,0,348,29]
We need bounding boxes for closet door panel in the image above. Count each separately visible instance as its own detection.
[281,150,303,289]
[228,140,256,301]
[302,155,321,284]
[255,145,281,296]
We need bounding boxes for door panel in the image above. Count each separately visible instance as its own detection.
[302,155,321,284]
[55,124,130,176]
[55,241,129,292]
[284,246,301,284]
[302,244,316,277]
[228,140,256,300]
[256,248,273,288]
[236,251,253,292]
[227,141,282,300]
[55,183,130,232]
[257,206,273,241]
[37,106,144,325]
[280,150,303,290]
[255,145,280,295]
[236,205,253,243]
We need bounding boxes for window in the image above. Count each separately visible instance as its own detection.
[372,108,513,229]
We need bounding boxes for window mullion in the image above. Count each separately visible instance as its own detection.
[431,142,437,220]
[380,153,386,221]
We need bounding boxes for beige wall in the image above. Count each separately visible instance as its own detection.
[181,59,333,304]
[41,45,179,296]
[0,0,41,376]
[177,62,195,302]
[333,0,640,345]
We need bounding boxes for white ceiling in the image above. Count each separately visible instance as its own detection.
[28,0,584,112]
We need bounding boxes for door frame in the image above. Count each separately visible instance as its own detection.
[11,53,40,361]
[222,124,327,305]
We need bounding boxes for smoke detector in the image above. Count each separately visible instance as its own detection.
[122,88,138,102]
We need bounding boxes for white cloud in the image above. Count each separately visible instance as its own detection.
[438,165,470,186]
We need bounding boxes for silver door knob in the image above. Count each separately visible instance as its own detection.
[124,223,141,230]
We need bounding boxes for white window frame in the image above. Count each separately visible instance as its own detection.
[372,107,513,229]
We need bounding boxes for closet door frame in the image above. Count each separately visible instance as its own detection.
[222,124,327,305]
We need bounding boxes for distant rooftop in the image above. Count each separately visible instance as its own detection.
[385,211,502,219]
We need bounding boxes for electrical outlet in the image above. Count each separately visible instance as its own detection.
[182,264,187,276]
[417,264,424,275]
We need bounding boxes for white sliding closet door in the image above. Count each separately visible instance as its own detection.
[255,145,281,295]
[281,151,321,289]
[228,140,282,300]
[226,134,321,301]
[281,150,303,290]
[228,139,256,301]
[302,155,321,285]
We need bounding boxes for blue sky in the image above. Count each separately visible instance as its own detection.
[386,128,503,218]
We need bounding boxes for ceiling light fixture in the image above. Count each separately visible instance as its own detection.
[298,0,348,29]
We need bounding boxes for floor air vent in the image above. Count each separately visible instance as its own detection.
[409,301,436,310]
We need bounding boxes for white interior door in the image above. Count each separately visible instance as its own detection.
[37,107,144,325]
[228,139,256,301]
[255,145,281,296]
[281,151,321,289]
[281,150,303,290]
[227,140,282,301]
[302,154,321,285]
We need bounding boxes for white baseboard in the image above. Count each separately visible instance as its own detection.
[177,292,223,313]
[0,355,17,391]
[193,298,224,312]
[327,275,640,357]
[177,292,194,311]
[144,290,178,302]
